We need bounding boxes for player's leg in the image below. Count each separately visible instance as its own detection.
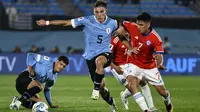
[99,53,118,112]
[19,94,43,109]
[111,68,128,86]
[86,59,100,100]
[12,80,43,110]
[140,79,157,111]
[86,54,117,112]
[90,52,113,100]
[143,68,173,112]
[123,63,150,112]
[111,68,131,110]
[10,70,33,110]
[99,80,118,112]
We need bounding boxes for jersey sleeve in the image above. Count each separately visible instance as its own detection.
[71,16,88,28]
[153,34,164,54]
[26,53,51,66]
[122,20,137,33]
[113,20,118,31]
[110,36,119,52]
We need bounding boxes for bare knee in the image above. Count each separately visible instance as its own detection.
[95,56,107,73]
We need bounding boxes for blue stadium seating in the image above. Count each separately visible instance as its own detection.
[1,0,64,15]
[74,0,198,17]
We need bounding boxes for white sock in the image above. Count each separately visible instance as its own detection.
[111,69,128,86]
[133,92,149,111]
[123,88,132,99]
[163,90,171,105]
[141,84,154,109]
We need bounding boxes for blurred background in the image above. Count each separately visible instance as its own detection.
[0,0,200,75]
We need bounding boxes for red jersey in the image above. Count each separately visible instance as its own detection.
[123,21,164,69]
[110,36,128,66]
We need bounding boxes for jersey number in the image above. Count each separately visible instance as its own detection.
[97,35,103,44]
[138,42,143,50]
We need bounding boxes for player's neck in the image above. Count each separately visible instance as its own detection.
[94,15,107,23]
[142,28,152,36]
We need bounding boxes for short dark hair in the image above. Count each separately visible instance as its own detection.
[93,0,107,8]
[136,12,152,22]
[57,56,69,65]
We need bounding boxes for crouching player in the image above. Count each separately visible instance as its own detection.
[9,53,69,110]
[110,36,157,111]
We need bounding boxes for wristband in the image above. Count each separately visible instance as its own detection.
[46,21,49,25]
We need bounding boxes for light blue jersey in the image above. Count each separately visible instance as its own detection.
[26,53,57,84]
[26,53,58,105]
[71,15,118,60]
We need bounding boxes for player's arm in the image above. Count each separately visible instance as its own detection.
[155,54,166,70]
[110,62,123,74]
[154,35,166,70]
[36,19,72,26]
[37,16,87,28]
[44,80,59,108]
[114,25,139,54]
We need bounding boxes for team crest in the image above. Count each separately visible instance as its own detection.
[146,40,151,45]
[106,28,111,34]
[78,17,84,21]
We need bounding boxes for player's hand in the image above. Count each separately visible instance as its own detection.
[36,19,46,26]
[157,65,167,70]
[50,104,59,108]
[28,66,35,77]
[127,47,139,55]
[114,66,123,74]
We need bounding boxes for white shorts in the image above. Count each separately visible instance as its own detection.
[122,63,164,86]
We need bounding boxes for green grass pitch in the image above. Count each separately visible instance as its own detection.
[0,75,199,112]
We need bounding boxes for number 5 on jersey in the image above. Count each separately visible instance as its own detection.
[97,35,103,44]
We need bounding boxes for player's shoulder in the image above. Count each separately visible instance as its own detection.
[150,29,162,42]
[76,16,91,21]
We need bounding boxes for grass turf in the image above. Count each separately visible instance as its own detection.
[0,75,199,112]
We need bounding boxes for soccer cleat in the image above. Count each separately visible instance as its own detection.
[9,96,19,110]
[12,100,22,110]
[144,110,150,112]
[120,91,129,110]
[165,103,173,112]
[110,98,118,112]
[164,100,173,112]
[149,107,159,112]
[91,89,99,100]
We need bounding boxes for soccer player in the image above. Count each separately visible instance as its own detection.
[9,53,69,110]
[36,0,118,111]
[115,12,173,112]
[110,36,157,111]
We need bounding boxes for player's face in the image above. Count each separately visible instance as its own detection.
[136,20,150,34]
[94,7,107,23]
[54,60,67,72]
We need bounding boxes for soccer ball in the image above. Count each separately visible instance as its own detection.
[32,102,48,112]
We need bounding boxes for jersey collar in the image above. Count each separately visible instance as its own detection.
[94,15,108,24]
[142,27,153,36]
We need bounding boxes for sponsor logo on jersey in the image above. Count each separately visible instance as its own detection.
[135,36,138,39]
[106,28,111,34]
[146,40,151,45]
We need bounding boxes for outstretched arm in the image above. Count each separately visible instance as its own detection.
[44,80,59,108]
[36,19,72,26]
